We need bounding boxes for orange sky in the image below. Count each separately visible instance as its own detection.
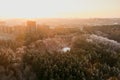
[0,0,120,18]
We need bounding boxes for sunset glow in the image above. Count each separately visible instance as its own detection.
[0,0,120,18]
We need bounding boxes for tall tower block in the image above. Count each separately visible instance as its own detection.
[26,20,36,32]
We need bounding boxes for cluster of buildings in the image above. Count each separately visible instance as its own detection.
[0,21,38,40]
[0,20,48,34]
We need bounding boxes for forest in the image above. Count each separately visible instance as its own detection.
[0,24,120,80]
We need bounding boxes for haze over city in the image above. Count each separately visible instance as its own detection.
[0,0,120,80]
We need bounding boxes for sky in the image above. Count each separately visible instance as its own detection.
[0,0,120,18]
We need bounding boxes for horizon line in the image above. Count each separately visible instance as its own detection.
[0,17,120,20]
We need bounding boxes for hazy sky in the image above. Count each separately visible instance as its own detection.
[0,0,120,18]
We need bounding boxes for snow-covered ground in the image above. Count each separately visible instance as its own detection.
[62,47,71,53]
